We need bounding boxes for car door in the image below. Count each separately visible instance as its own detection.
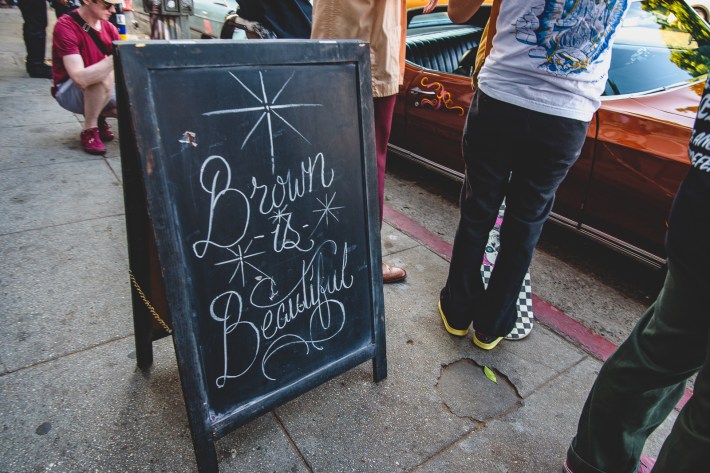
[576,97,693,265]
[399,67,474,178]
[553,116,598,230]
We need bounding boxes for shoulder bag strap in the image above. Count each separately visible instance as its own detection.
[69,11,111,56]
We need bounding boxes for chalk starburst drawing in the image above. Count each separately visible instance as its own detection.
[269,205,291,225]
[203,71,322,173]
[311,193,344,235]
[214,238,269,286]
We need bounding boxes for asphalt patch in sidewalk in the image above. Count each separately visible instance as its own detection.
[437,359,521,422]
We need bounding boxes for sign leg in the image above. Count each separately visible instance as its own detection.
[193,436,219,473]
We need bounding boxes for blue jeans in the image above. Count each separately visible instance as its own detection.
[567,169,710,472]
[440,90,589,337]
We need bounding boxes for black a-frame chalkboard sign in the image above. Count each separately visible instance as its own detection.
[114,40,387,472]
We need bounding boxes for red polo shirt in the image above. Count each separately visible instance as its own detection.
[51,13,119,88]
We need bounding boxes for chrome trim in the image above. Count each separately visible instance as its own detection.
[547,213,578,229]
[574,224,665,269]
[388,144,667,269]
[601,75,707,102]
[388,144,464,181]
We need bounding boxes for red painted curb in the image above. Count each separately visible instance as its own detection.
[383,206,452,261]
[383,203,692,410]
[531,296,617,362]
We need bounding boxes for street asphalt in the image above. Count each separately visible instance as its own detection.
[0,5,679,473]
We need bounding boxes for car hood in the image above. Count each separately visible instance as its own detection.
[603,80,705,126]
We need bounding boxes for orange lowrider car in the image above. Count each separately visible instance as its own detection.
[390,0,710,268]
[407,0,448,8]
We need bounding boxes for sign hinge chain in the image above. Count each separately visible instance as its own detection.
[128,270,172,334]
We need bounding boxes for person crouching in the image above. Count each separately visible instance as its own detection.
[51,0,120,155]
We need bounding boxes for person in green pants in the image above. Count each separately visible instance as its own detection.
[564,75,710,473]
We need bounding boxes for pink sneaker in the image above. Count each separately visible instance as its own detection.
[637,456,656,473]
[80,127,107,155]
[563,456,656,473]
[98,116,114,142]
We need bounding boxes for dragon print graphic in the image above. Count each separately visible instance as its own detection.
[515,0,628,75]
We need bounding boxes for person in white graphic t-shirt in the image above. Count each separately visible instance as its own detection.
[438,0,630,349]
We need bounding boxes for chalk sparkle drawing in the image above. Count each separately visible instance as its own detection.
[202,71,323,173]
[312,192,343,227]
[419,77,465,116]
[214,239,269,287]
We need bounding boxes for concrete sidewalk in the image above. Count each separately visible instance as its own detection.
[0,6,676,472]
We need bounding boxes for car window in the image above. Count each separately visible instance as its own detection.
[606,0,710,96]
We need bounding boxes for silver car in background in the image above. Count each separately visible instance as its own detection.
[189,0,244,38]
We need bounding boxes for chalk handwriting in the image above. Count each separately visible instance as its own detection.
[250,153,335,215]
[192,155,251,259]
[210,290,259,388]
[191,70,360,388]
[250,152,336,252]
[209,241,353,385]
[216,240,352,383]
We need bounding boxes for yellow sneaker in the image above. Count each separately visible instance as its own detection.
[438,300,469,336]
[472,331,503,350]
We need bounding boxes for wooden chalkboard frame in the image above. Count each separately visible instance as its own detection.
[115,40,387,472]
